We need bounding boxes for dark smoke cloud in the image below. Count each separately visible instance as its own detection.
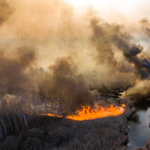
[90,17,150,80]
[38,57,95,114]
[90,18,117,65]
[0,46,96,114]
[49,57,78,77]
[0,46,37,95]
[89,16,150,98]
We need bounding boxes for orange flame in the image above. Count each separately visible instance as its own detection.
[40,104,125,121]
[66,105,125,121]
[41,113,63,118]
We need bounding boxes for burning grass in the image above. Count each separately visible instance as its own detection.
[42,104,125,121]
[0,87,134,150]
[0,98,135,150]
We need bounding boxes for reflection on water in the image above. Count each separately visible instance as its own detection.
[128,100,150,148]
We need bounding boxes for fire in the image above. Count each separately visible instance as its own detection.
[41,113,63,118]
[66,105,125,121]
[121,104,125,108]
[40,104,125,121]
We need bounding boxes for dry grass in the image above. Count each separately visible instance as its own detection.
[19,115,128,150]
[0,98,135,150]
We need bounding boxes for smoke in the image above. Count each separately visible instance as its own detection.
[38,57,95,114]
[1,0,150,114]
[5,0,88,42]
[120,18,150,98]
[0,46,37,94]
[88,15,150,94]
[90,17,150,78]
[140,18,150,38]
[0,0,14,25]
[0,49,95,114]
[122,80,150,98]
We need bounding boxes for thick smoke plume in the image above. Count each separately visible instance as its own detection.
[0,46,37,95]
[46,57,95,113]
[31,57,95,114]
[88,16,150,99]
[121,80,150,98]
[121,18,150,98]
[90,17,150,80]
[0,48,95,114]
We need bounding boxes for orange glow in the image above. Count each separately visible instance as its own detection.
[66,105,125,121]
[41,113,63,118]
[40,104,125,121]
[121,104,125,108]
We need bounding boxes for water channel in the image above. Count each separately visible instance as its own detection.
[127,99,150,148]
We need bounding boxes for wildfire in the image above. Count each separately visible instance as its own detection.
[40,104,125,121]
[41,113,63,118]
[66,104,125,121]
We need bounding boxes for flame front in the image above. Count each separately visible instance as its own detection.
[42,104,125,121]
[66,105,125,121]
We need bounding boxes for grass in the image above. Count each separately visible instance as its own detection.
[0,114,129,150]
[0,98,135,150]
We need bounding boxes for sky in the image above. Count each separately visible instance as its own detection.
[65,0,150,51]
[68,0,150,22]
[68,0,142,12]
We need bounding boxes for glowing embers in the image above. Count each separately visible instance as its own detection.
[41,104,125,121]
[41,113,63,118]
[66,104,125,121]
